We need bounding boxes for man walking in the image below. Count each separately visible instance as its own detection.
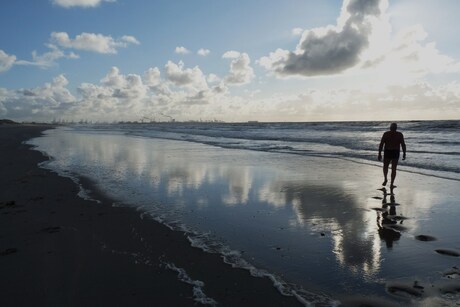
[378,123,406,189]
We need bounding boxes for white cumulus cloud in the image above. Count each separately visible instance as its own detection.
[222,50,241,59]
[0,50,16,73]
[50,32,139,54]
[197,48,210,56]
[164,61,208,91]
[143,67,161,88]
[0,75,76,121]
[175,46,190,54]
[291,28,303,36]
[52,0,115,8]
[223,52,255,86]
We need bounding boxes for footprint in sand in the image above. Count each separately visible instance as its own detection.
[386,282,424,298]
[435,249,460,257]
[415,235,437,242]
[29,196,44,201]
[443,267,460,279]
[438,282,460,295]
[0,248,18,256]
[0,200,16,209]
[41,226,61,234]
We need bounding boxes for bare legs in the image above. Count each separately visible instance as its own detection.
[390,159,398,188]
[382,158,398,188]
[382,158,390,186]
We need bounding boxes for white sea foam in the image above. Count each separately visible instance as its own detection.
[184,229,338,306]
[162,261,218,306]
[29,144,101,204]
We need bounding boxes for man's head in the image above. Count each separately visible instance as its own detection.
[390,123,397,131]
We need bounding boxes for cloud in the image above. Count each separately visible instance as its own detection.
[222,50,241,59]
[360,24,460,84]
[15,44,79,68]
[98,66,148,99]
[174,46,190,54]
[143,67,161,88]
[50,32,139,54]
[206,73,220,83]
[197,48,210,56]
[0,62,234,122]
[291,28,303,36]
[223,52,255,85]
[260,0,460,83]
[259,0,387,77]
[120,35,140,45]
[0,50,16,73]
[74,67,151,120]
[0,75,76,120]
[1,66,459,122]
[52,0,115,8]
[164,61,208,90]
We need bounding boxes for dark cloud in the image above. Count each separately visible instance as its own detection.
[347,0,381,17]
[282,25,367,76]
[259,0,384,77]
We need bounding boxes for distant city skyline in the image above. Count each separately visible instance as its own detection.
[1,0,459,122]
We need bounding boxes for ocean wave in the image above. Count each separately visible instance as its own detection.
[72,121,460,179]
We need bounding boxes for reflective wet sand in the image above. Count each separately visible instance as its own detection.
[30,128,460,304]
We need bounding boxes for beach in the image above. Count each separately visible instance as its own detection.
[0,125,303,306]
[2,123,460,306]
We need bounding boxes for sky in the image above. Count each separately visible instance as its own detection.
[1,0,460,122]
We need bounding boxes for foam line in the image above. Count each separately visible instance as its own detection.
[162,261,218,306]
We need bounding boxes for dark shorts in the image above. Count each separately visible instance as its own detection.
[384,149,400,160]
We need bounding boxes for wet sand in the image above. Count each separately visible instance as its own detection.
[3,124,460,306]
[0,125,302,306]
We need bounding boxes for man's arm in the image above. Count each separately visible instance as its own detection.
[401,133,406,160]
[378,134,385,161]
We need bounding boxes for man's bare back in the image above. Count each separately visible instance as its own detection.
[380,131,405,151]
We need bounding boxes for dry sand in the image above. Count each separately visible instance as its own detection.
[0,125,302,306]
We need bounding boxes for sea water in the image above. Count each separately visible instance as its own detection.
[29,120,460,305]
[74,120,460,180]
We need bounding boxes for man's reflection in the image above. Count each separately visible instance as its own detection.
[377,188,401,249]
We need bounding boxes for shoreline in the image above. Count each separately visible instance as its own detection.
[4,124,460,306]
[0,125,305,306]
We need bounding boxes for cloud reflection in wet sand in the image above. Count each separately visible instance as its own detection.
[31,128,460,300]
